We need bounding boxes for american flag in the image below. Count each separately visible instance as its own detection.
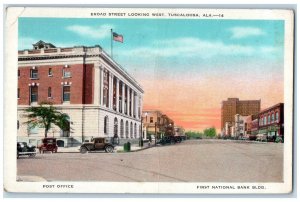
[113,32,123,43]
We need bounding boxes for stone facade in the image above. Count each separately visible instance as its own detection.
[17,41,144,147]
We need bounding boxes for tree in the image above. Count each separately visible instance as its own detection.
[23,102,71,137]
[203,127,217,138]
[185,131,203,139]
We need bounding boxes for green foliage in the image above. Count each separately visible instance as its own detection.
[23,101,71,137]
[186,127,217,139]
[203,127,217,138]
[185,131,203,139]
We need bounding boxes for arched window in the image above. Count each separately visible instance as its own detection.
[275,112,279,122]
[125,121,129,138]
[104,116,109,134]
[114,117,118,137]
[134,123,137,138]
[271,113,275,123]
[120,119,124,138]
[130,122,133,138]
[268,115,271,124]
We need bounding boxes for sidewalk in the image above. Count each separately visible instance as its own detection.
[57,142,154,153]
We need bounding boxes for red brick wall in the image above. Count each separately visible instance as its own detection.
[18,63,94,105]
[83,64,94,104]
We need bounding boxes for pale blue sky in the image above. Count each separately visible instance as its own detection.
[19,18,284,66]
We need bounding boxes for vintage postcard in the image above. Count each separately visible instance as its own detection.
[4,7,294,194]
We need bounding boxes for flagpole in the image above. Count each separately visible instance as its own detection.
[111,29,113,58]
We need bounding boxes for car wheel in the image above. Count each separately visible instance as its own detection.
[105,146,114,153]
[29,153,36,158]
[17,152,19,159]
[80,147,88,154]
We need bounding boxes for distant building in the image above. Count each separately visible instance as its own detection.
[142,110,163,139]
[258,103,284,141]
[17,41,144,147]
[234,114,248,138]
[224,122,232,137]
[245,114,259,140]
[221,98,261,133]
[142,110,174,139]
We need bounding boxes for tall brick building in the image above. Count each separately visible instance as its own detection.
[221,98,261,134]
[17,41,144,147]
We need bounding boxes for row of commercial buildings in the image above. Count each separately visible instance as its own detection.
[141,110,185,139]
[221,98,284,141]
[17,41,185,147]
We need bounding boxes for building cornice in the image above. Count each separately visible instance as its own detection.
[18,46,144,94]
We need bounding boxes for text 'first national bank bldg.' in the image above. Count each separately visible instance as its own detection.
[17,41,144,147]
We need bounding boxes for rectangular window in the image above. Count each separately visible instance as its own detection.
[63,86,70,102]
[48,68,53,76]
[30,69,38,79]
[103,88,108,107]
[48,87,52,98]
[63,70,71,78]
[30,86,38,102]
[17,88,20,99]
[276,112,279,122]
[150,117,154,123]
[124,86,128,114]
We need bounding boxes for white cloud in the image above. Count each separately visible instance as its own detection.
[229,27,266,39]
[121,37,277,59]
[66,24,114,39]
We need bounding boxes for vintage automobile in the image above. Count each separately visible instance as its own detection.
[80,137,114,153]
[158,136,177,145]
[38,138,58,153]
[174,136,182,143]
[17,142,36,158]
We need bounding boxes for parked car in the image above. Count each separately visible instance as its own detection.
[38,138,58,153]
[158,136,176,145]
[80,137,114,153]
[17,142,36,158]
[174,136,182,143]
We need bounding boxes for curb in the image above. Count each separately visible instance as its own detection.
[128,145,153,152]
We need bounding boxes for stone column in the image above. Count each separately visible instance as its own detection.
[131,90,134,117]
[127,86,130,116]
[135,93,138,118]
[122,83,125,114]
[116,78,119,112]
[109,73,114,109]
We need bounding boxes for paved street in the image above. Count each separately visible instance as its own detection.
[17,140,283,182]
